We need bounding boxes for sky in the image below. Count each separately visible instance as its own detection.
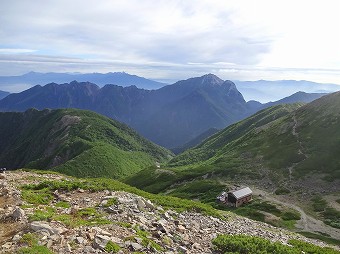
[0,0,339,85]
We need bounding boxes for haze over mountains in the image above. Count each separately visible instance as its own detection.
[0,90,10,100]
[0,74,331,149]
[236,80,340,102]
[0,71,166,92]
[1,71,339,102]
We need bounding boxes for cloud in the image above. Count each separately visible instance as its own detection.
[0,48,37,54]
[0,0,339,85]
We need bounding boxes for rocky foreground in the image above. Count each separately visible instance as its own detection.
[0,171,336,253]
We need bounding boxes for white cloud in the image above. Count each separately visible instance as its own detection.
[0,48,37,54]
[0,0,339,84]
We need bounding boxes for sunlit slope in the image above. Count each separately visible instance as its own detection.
[0,108,172,178]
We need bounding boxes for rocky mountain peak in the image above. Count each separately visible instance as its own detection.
[200,73,224,86]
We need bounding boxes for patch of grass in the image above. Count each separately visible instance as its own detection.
[19,233,38,246]
[248,200,282,216]
[104,241,121,253]
[55,201,71,208]
[336,199,340,204]
[29,207,56,221]
[18,233,54,254]
[21,189,53,205]
[20,204,35,209]
[278,219,296,229]
[134,226,163,252]
[27,202,111,227]
[167,179,226,204]
[52,214,74,227]
[52,207,111,227]
[114,221,132,228]
[17,245,55,254]
[234,207,266,222]
[102,197,118,207]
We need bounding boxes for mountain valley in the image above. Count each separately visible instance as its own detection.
[0,73,340,251]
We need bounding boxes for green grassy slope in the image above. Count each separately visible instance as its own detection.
[126,92,340,196]
[125,103,301,192]
[0,108,172,178]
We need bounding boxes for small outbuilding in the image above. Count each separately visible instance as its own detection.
[217,187,252,207]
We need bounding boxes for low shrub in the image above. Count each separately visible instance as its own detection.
[281,211,301,221]
[311,196,327,212]
[275,187,291,195]
[212,234,340,254]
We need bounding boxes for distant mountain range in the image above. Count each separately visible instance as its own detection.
[0,108,172,178]
[1,71,339,102]
[246,91,328,114]
[0,74,329,149]
[0,71,166,91]
[0,90,10,100]
[235,80,340,102]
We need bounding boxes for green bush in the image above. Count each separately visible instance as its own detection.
[324,208,340,229]
[288,239,340,254]
[212,234,299,254]
[275,187,291,195]
[212,234,340,254]
[311,196,327,212]
[281,211,301,221]
[298,231,340,246]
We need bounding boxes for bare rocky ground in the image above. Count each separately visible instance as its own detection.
[0,171,338,253]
